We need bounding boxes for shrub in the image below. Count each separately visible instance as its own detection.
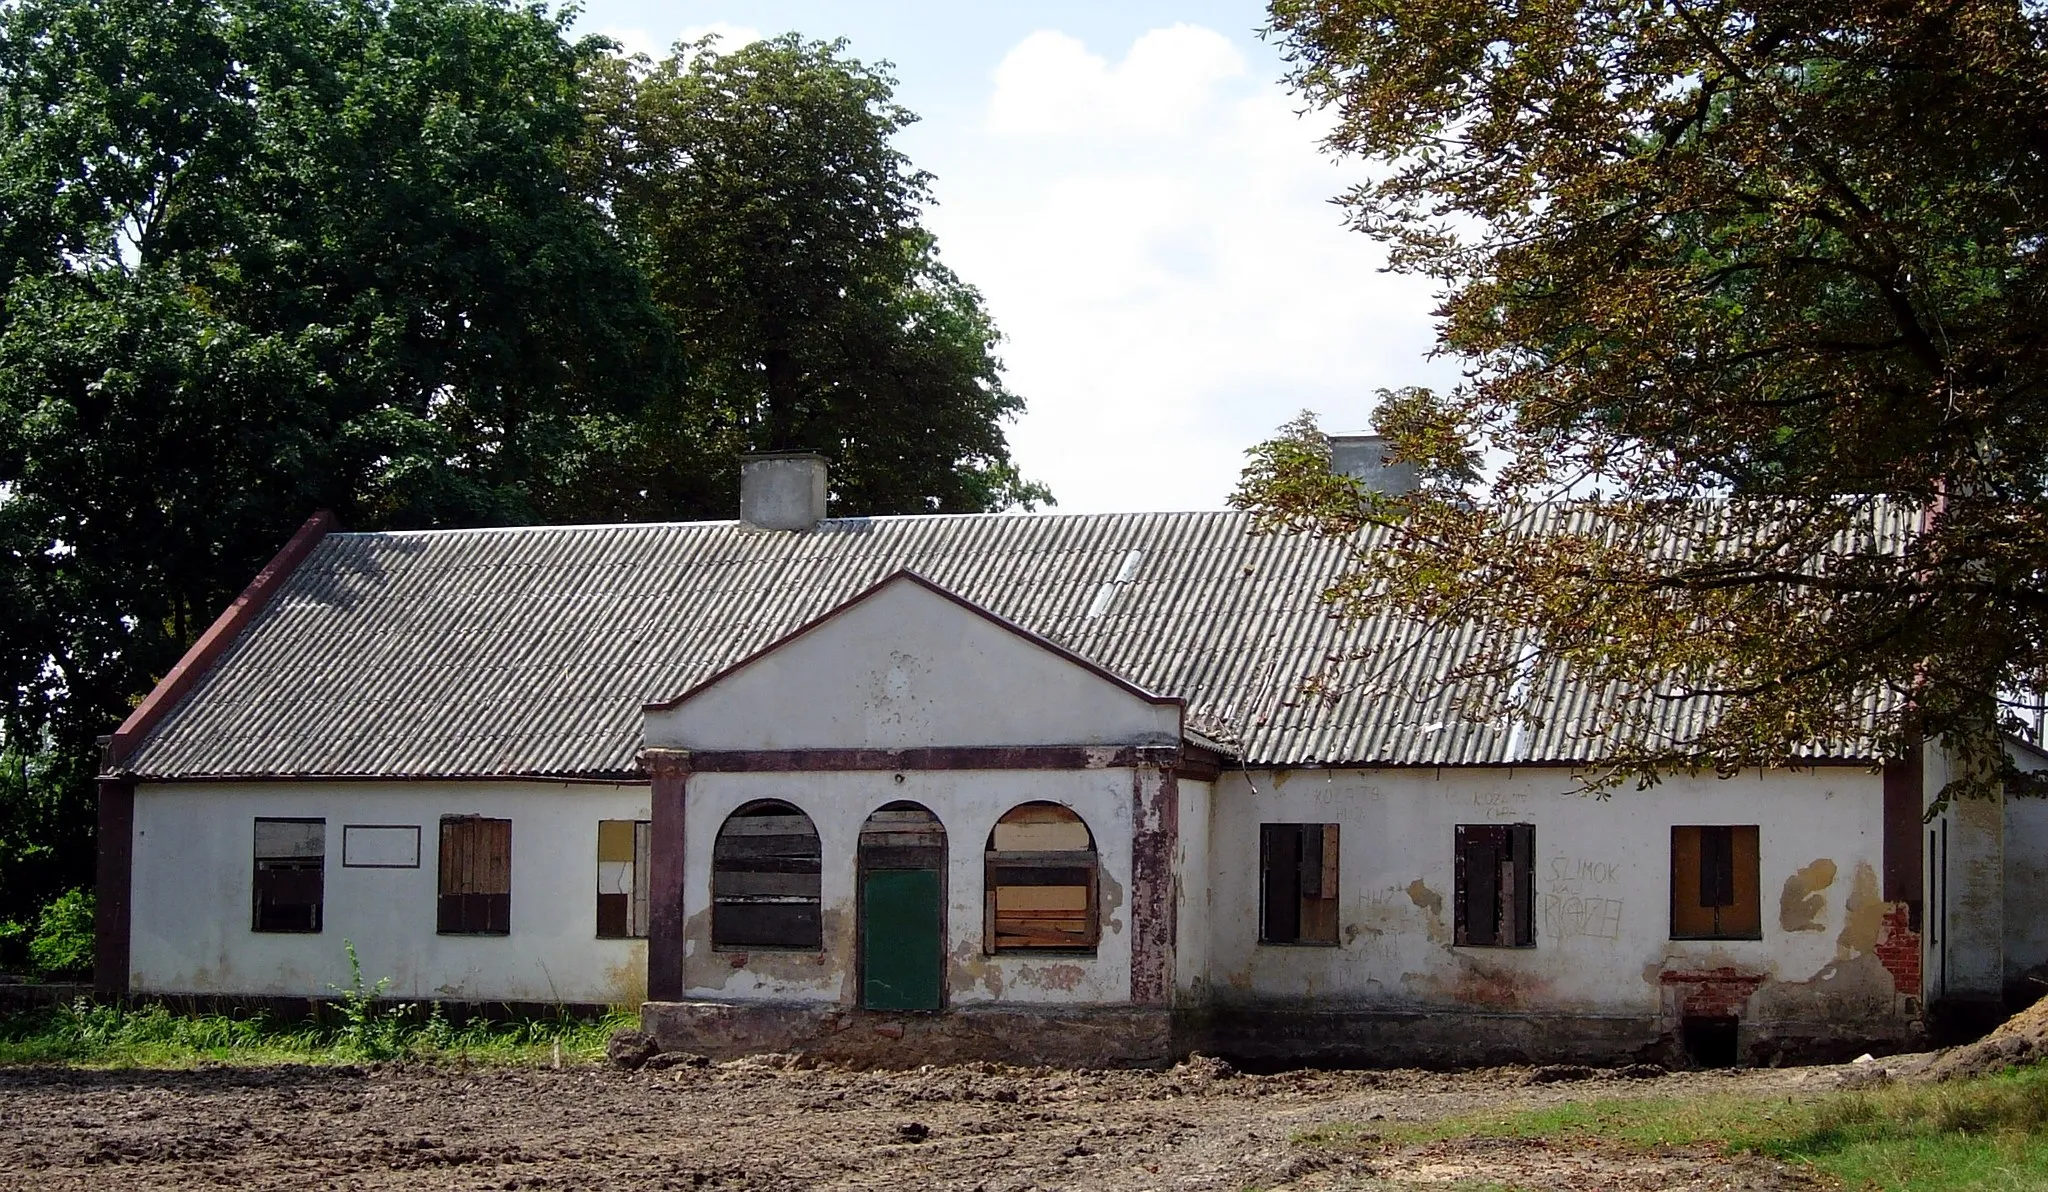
[28,889,93,978]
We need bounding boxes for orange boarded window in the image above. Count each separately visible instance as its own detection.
[1671,825,1761,939]
[984,803,1098,953]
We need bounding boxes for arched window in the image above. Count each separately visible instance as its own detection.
[713,801,822,951]
[984,803,1098,953]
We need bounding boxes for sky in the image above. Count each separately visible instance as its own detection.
[571,1,1459,513]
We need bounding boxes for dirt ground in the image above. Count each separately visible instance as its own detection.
[0,1053,1873,1191]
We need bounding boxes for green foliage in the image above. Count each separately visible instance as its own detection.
[573,33,1050,519]
[1246,1,2048,789]
[1302,1062,2048,1191]
[0,5,1043,920]
[26,887,92,977]
[0,997,635,1067]
[330,940,400,1059]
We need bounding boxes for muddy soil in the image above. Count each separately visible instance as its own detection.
[0,1055,1866,1190]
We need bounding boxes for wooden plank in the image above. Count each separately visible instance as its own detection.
[992,821,1091,851]
[597,819,637,863]
[719,816,819,837]
[716,870,821,898]
[1320,823,1341,900]
[995,885,1088,912]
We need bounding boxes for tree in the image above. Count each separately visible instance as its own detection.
[567,34,1049,520]
[1242,0,2048,798]
[0,0,672,916]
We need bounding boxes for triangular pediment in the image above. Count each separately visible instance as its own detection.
[642,571,1183,752]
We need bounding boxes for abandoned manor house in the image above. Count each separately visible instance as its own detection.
[92,447,2048,1067]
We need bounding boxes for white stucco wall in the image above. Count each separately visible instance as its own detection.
[1204,765,1900,1022]
[2005,740,2048,989]
[129,780,651,1004]
[678,768,1136,1006]
[1928,741,2007,1000]
[643,576,1182,751]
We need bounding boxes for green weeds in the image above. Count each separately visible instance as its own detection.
[1299,1062,2048,1192]
[0,997,634,1068]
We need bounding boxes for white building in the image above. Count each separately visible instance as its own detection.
[95,450,2048,1066]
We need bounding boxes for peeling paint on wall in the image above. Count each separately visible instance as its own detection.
[1406,880,1450,944]
[1780,859,1837,933]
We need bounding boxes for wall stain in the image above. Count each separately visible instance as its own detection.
[1779,859,1837,933]
[1835,862,1884,960]
[605,947,648,1008]
[1017,963,1086,992]
[1407,879,1450,944]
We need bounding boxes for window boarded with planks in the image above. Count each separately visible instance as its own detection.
[712,801,823,951]
[252,818,324,933]
[1455,823,1534,947]
[438,816,511,935]
[984,803,1098,952]
[1259,823,1340,944]
[1671,825,1761,939]
[596,819,652,939]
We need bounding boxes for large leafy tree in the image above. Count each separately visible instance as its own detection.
[567,35,1049,520]
[1240,0,2048,798]
[0,0,671,918]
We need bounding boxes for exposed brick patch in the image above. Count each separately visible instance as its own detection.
[1874,902,1922,995]
[1659,967,1767,1018]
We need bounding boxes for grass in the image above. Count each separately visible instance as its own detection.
[1298,1062,2048,1191]
[0,998,637,1068]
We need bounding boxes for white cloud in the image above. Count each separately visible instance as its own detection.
[927,26,1454,513]
[988,25,1246,137]
[595,22,762,61]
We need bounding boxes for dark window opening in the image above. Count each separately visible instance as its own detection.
[1259,823,1340,945]
[1455,823,1533,947]
[252,818,324,933]
[1682,1015,1741,1068]
[985,803,1099,952]
[1671,825,1761,940]
[438,816,511,935]
[596,819,651,939]
[713,801,823,951]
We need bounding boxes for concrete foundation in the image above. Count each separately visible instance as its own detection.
[643,998,1923,1070]
[640,1000,1176,1068]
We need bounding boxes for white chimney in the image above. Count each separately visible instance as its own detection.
[739,453,829,531]
[1327,434,1419,498]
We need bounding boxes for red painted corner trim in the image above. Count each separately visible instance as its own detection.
[105,511,338,769]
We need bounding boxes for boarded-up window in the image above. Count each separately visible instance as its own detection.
[438,817,511,935]
[712,802,822,951]
[1455,823,1534,947]
[252,818,324,933]
[985,803,1098,952]
[1671,825,1761,939]
[597,819,652,939]
[1259,823,1340,944]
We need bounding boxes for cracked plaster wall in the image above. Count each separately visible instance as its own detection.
[129,780,652,1003]
[678,768,1136,1006]
[1203,765,1906,1030]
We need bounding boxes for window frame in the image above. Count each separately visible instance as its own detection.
[596,819,652,940]
[711,801,824,953]
[251,817,325,934]
[1454,823,1534,948]
[984,803,1100,955]
[1257,822,1341,946]
[437,815,512,936]
[1669,824,1763,941]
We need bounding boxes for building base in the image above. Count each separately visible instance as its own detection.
[640,1000,1176,1068]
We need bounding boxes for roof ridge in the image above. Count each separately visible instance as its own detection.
[327,508,1249,538]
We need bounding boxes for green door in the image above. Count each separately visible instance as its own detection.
[862,867,943,1010]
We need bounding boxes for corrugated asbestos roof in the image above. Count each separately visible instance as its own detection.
[122,510,1888,779]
